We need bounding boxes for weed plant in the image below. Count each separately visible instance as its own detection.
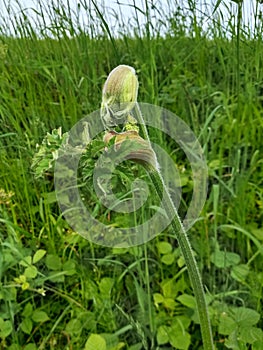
[0,0,263,349]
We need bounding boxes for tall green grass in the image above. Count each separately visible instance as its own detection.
[0,0,263,349]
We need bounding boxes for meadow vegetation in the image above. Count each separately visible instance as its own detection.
[0,0,263,349]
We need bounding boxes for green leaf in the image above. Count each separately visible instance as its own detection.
[99,333,124,350]
[210,250,240,268]
[209,159,221,169]
[153,293,164,305]
[251,227,263,241]
[161,252,175,265]
[33,249,47,264]
[163,298,177,310]
[177,255,185,268]
[168,329,191,350]
[0,319,12,338]
[234,307,260,327]
[1,287,16,301]
[161,279,178,299]
[24,344,37,350]
[253,340,263,350]
[65,319,82,335]
[179,174,189,187]
[32,310,49,323]
[47,271,65,283]
[85,334,107,350]
[24,266,38,279]
[171,315,191,330]
[99,277,114,296]
[156,241,173,254]
[77,311,96,331]
[177,294,196,309]
[20,318,33,334]
[22,303,33,318]
[19,256,32,267]
[157,325,169,345]
[218,313,236,335]
[111,247,128,255]
[239,327,263,344]
[42,191,57,204]
[84,280,98,300]
[108,342,125,350]
[128,344,142,350]
[63,260,76,276]
[7,345,20,350]
[224,330,240,349]
[45,254,62,270]
[231,264,249,282]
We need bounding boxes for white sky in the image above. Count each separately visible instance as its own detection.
[0,0,261,37]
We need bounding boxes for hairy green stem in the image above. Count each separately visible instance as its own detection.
[135,103,214,350]
[143,244,155,349]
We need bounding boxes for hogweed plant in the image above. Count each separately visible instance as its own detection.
[99,65,214,349]
[33,65,214,349]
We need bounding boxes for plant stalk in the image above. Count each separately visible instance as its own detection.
[134,103,214,350]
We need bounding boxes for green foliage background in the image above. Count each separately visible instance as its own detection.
[0,0,263,349]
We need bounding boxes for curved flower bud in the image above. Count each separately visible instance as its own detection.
[103,130,158,169]
[101,65,139,128]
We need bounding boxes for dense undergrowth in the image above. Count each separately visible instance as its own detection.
[0,0,263,349]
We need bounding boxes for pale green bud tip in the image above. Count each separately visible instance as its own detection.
[102,65,138,105]
[101,65,139,128]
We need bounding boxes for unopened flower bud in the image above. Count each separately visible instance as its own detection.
[101,65,139,128]
[103,130,158,169]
